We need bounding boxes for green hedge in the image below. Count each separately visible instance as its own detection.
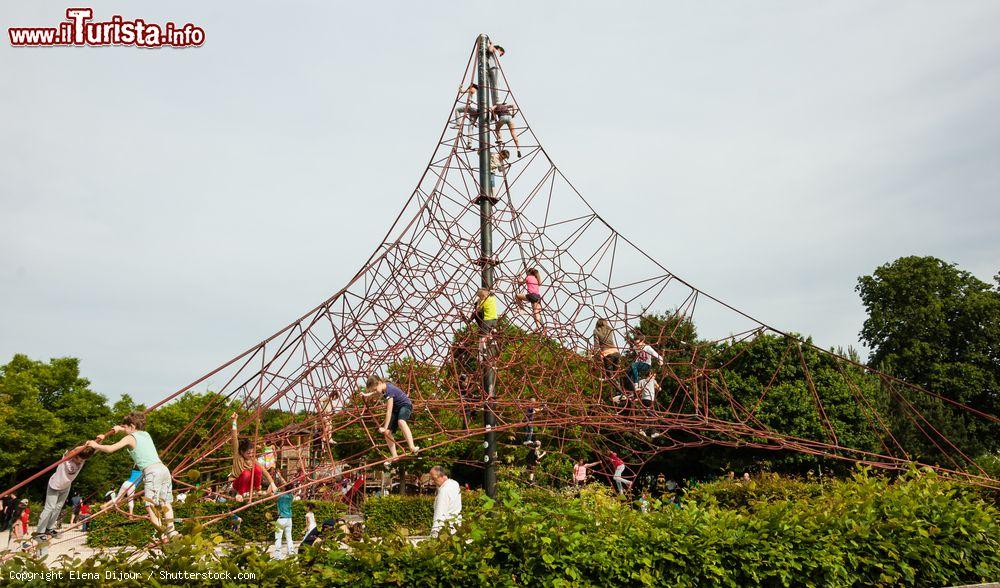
[86,498,346,547]
[339,469,1000,587]
[362,494,435,537]
[684,472,827,509]
[2,470,998,586]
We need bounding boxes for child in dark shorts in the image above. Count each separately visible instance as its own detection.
[514,268,543,329]
[363,376,420,460]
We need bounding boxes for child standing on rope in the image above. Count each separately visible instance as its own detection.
[608,451,632,495]
[108,467,142,515]
[86,412,179,541]
[470,288,499,354]
[636,374,661,439]
[573,458,600,488]
[629,336,662,386]
[522,398,538,445]
[489,149,510,200]
[230,412,279,501]
[454,83,480,148]
[514,268,543,330]
[458,373,477,428]
[34,444,94,537]
[492,102,521,158]
[524,441,546,484]
[485,41,504,104]
[363,376,420,460]
[593,319,622,382]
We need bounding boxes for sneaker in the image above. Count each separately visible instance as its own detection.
[651,433,662,439]
[639,431,648,438]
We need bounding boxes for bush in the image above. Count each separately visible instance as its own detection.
[2,470,997,587]
[86,498,346,547]
[340,469,1000,586]
[362,494,434,537]
[685,472,826,509]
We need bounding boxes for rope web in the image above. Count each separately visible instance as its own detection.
[5,39,998,550]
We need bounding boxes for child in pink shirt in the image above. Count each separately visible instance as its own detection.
[515,268,543,329]
[572,459,600,487]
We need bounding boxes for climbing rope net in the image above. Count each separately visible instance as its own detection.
[4,38,998,551]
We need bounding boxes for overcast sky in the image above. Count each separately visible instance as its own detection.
[2,1,998,406]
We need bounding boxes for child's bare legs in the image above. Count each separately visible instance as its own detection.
[382,430,399,459]
[532,301,543,329]
[397,420,419,453]
[146,500,176,538]
[161,502,175,535]
[144,501,163,534]
[505,120,521,156]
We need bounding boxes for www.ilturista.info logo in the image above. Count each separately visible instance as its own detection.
[8,8,205,48]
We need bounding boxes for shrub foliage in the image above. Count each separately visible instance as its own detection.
[86,498,346,547]
[3,469,998,587]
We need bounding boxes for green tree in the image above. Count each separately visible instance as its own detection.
[0,354,122,494]
[698,333,887,474]
[0,361,60,484]
[145,391,236,461]
[857,256,1000,458]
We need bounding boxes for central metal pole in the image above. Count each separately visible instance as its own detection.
[477,33,497,499]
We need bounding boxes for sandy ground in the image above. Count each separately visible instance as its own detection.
[1,514,427,567]
[1,528,104,565]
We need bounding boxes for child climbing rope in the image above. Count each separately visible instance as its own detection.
[573,458,600,488]
[230,412,279,501]
[514,268,543,329]
[636,374,661,438]
[458,373,477,428]
[522,398,545,445]
[524,441,546,483]
[107,467,142,516]
[593,318,621,380]
[454,83,480,148]
[485,41,505,104]
[629,336,662,385]
[363,376,420,460]
[86,412,179,541]
[34,444,94,538]
[489,149,510,200]
[492,102,521,158]
[608,451,632,495]
[469,288,499,354]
